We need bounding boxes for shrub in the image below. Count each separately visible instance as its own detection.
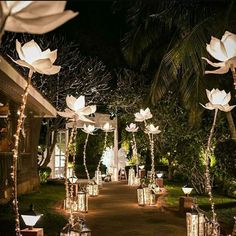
[39,167,52,183]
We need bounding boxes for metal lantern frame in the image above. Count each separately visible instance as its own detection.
[87,182,99,197]
[77,190,88,213]
[95,170,102,186]
[128,167,135,186]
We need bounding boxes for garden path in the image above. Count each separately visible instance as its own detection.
[84,181,186,236]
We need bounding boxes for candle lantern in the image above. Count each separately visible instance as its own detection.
[60,222,81,236]
[80,222,92,236]
[149,190,156,206]
[134,176,140,186]
[87,181,99,197]
[186,212,199,236]
[137,185,145,206]
[143,187,151,205]
[77,191,88,212]
[128,167,135,186]
[95,170,102,186]
[205,219,220,236]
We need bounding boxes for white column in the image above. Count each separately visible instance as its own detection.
[113,128,118,181]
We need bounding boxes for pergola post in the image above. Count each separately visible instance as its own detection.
[113,128,118,181]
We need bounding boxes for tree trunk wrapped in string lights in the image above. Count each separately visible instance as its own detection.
[11,39,61,235]
[58,96,96,217]
[144,124,161,183]
[200,89,235,235]
[82,124,99,197]
[96,122,114,186]
[125,123,139,185]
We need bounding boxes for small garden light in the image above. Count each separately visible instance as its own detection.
[156,172,163,179]
[139,165,145,170]
[21,204,43,230]
[182,185,193,197]
[68,176,78,184]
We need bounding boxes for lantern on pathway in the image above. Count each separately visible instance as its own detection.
[80,222,92,236]
[128,167,135,186]
[137,185,145,206]
[186,212,199,236]
[87,181,99,197]
[95,170,102,186]
[149,190,156,206]
[143,187,151,205]
[134,176,140,186]
[60,222,81,236]
[77,190,88,212]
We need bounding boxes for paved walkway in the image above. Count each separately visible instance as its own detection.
[84,181,186,236]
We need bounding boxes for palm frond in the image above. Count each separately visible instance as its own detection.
[150,16,213,104]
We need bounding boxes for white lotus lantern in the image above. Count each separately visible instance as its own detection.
[134,108,153,122]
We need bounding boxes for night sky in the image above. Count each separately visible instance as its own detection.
[56,0,126,68]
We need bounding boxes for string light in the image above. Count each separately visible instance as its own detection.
[11,69,33,236]
[83,133,90,181]
[69,126,77,225]
[204,109,218,223]
[64,118,76,221]
[132,133,138,175]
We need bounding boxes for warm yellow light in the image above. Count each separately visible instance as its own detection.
[21,214,42,228]
[139,165,145,170]
[182,187,193,196]
[157,173,163,178]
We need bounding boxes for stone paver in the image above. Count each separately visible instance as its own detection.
[84,181,186,236]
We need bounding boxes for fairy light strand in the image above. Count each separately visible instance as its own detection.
[69,126,77,225]
[149,133,155,182]
[144,120,155,182]
[230,65,236,90]
[97,131,108,171]
[11,69,33,236]
[83,133,90,181]
[64,118,76,210]
[205,109,218,222]
[132,133,138,175]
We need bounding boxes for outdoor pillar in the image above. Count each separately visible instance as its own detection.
[65,129,69,178]
[113,128,118,181]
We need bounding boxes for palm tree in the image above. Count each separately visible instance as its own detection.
[121,0,236,138]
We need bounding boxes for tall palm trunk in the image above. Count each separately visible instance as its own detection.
[226,112,236,141]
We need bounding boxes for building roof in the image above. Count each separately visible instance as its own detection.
[0,56,57,118]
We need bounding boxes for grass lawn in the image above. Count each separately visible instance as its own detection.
[0,183,67,236]
[165,181,236,233]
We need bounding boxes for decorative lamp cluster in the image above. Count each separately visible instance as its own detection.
[202,31,236,89]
